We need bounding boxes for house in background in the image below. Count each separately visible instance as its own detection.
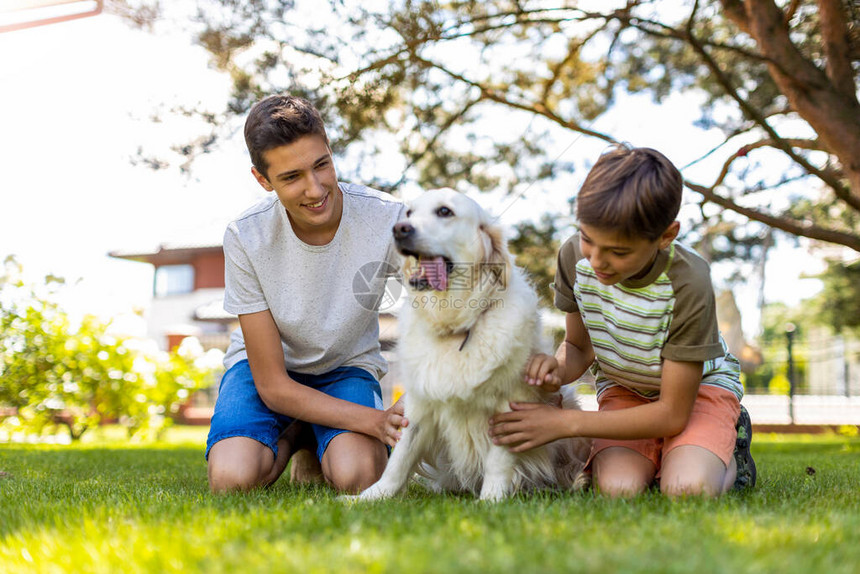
[109,241,403,414]
[109,242,236,353]
[109,242,236,422]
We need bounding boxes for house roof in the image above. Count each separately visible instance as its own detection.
[109,242,223,266]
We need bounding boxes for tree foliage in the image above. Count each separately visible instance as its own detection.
[814,258,860,333]
[509,214,564,307]
[0,257,223,441]
[121,0,860,253]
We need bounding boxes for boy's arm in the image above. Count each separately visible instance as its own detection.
[526,312,593,390]
[490,358,702,451]
[567,358,701,439]
[240,310,404,446]
[556,312,595,385]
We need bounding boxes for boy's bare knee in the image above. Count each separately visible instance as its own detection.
[660,465,722,497]
[660,476,721,498]
[325,453,385,493]
[592,447,655,498]
[209,460,265,492]
[207,437,277,493]
[322,433,387,493]
[595,475,651,498]
[660,445,726,497]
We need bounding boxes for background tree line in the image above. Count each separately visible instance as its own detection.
[0,257,223,441]
[109,0,860,321]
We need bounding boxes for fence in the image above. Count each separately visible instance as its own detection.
[182,329,860,428]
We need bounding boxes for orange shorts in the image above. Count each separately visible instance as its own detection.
[587,384,741,474]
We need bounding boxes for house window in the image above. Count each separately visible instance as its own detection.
[154,264,194,297]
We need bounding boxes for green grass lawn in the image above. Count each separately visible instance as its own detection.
[1,428,859,574]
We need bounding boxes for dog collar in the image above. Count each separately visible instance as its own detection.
[458,329,471,352]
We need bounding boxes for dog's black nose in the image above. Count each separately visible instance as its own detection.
[393,222,415,240]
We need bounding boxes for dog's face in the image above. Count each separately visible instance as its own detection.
[392,188,509,292]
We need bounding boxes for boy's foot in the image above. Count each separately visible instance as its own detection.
[733,405,757,490]
[290,448,324,484]
[280,421,324,485]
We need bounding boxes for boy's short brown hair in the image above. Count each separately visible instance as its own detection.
[576,145,683,241]
[244,94,329,179]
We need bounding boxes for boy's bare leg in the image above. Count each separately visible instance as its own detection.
[592,446,656,498]
[660,445,734,497]
[208,420,319,492]
[208,436,290,492]
[320,432,388,494]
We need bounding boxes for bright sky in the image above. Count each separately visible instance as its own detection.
[0,10,266,328]
[0,8,827,338]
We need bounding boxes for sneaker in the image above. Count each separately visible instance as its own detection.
[733,405,757,490]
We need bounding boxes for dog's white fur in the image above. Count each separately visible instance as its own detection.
[356,188,590,501]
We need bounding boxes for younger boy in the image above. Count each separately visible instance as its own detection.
[489,145,755,497]
[206,94,407,493]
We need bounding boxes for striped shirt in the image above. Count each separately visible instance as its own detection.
[553,234,743,400]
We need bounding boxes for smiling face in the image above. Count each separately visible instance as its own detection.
[578,222,679,286]
[251,134,342,245]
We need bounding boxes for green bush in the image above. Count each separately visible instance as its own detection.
[0,256,223,441]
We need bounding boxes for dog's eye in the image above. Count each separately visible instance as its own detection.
[406,209,413,218]
[436,206,454,218]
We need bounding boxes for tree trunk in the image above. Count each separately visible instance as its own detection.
[727,0,860,205]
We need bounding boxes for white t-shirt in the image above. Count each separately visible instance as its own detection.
[222,182,405,380]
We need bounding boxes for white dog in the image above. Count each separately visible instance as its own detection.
[355,188,591,501]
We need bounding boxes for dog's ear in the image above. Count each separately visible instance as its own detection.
[479,222,511,290]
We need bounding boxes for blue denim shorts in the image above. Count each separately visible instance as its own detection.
[205,359,383,462]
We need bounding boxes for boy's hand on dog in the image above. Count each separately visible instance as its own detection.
[525,353,562,392]
[381,396,408,447]
[488,402,571,453]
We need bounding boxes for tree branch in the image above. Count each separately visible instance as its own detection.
[681,15,857,207]
[740,0,860,203]
[783,0,802,25]
[684,180,860,251]
[412,55,618,146]
[620,12,769,62]
[541,22,611,104]
[709,137,831,191]
[818,0,857,100]
[384,98,481,193]
[719,0,751,34]
[685,0,701,38]
[443,6,584,29]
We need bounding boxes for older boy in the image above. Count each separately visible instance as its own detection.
[206,94,407,493]
[489,145,755,497]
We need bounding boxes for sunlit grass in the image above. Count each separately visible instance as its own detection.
[1,430,858,573]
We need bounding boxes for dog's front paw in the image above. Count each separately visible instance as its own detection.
[478,491,510,502]
[478,481,511,502]
[337,483,393,503]
[357,483,394,501]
